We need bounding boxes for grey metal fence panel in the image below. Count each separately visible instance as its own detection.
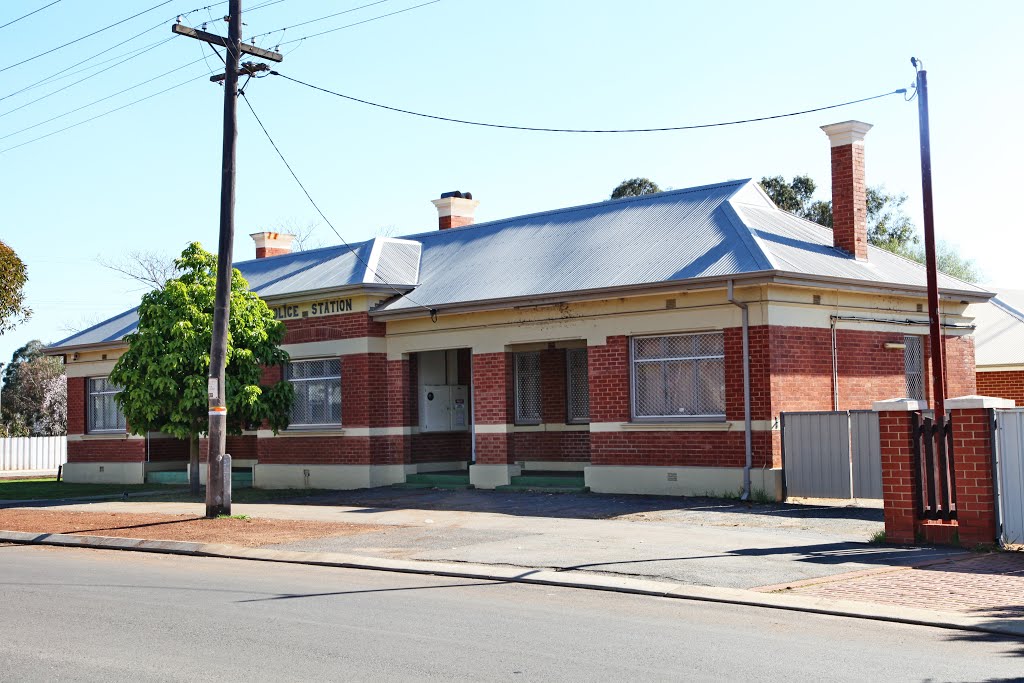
[850,411,882,499]
[782,412,851,499]
[996,409,1024,545]
[0,436,67,471]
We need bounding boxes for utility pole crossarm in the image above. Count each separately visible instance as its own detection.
[171,23,283,62]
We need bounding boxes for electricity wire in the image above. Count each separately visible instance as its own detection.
[0,73,206,155]
[0,0,63,32]
[0,1,176,75]
[0,56,210,141]
[245,0,391,43]
[240,90,438,319]
[276,1,440,46]
[273,73,907,134]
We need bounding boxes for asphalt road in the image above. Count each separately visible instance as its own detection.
[0,545,1020,682]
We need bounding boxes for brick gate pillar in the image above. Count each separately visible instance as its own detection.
[469,350,519,488]
[947,395,1014,547]
[873,399,928,545]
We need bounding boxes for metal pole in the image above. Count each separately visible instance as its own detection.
[915,64,945,418]
[205,0,242,517]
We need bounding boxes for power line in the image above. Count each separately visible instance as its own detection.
[245,0,391,43]
[0,38,174,120]
[0,73,206,155]
[273,73,907,134]
[277,1,440,46]
[0,57,209,142]
[239,90,438,319]
[0,1,176,75]
[0,0,63,32]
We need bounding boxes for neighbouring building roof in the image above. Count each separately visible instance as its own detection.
[49,178,991,350]
[973,289,1024,368]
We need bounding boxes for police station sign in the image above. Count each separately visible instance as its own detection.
[273,298,355,320]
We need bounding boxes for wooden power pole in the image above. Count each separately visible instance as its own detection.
[912,58,945,418]
[172,3,282,517]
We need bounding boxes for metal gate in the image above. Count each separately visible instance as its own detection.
[995,409,1024,545]
[781,411,882,500]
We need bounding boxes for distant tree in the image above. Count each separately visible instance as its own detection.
[1,340,66,436]
[109,243,293,494]
[758,175,979,282]
[97,249,177,291]
[611,177,662,200]
[0,240,30,335]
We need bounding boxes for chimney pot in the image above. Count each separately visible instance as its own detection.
[432,192,480,230]
[821,120,872,260]
[250,231,296,258]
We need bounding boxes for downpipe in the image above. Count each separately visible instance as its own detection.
[727,280,753,501]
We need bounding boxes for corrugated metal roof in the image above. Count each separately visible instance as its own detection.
[974,290,1024,367]
[49,178,992,349]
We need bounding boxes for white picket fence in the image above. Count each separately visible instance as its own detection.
[0,436,67,472]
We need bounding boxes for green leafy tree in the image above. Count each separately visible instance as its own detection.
[109,243,293,493]
[1,340,65,436]
[0,240,30,335]
[759,175,980,282]
[611,177,662,200]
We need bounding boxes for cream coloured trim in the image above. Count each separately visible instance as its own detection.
[62,462,144,485]
[281,337,386,358]
[64,359,119,378]
[977,365,1024,373]
[253,464,405,490]
[68,433,142,441]
[512,423,590,432]
[820,120,872,147]
[584,465,782,499]
[257,426,419,438]
[474,423,513,434]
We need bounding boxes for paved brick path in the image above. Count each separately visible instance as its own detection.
[770,552,1024,617]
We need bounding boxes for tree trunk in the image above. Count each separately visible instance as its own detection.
[189,433,201,495]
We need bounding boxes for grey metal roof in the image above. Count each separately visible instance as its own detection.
[49,178,991,350]
[974,289,1024,368]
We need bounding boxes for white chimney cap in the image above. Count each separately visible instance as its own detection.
[820,120,873,147]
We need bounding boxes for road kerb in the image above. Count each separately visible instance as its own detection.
[2,529,1020,638]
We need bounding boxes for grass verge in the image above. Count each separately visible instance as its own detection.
[0,478,170,501]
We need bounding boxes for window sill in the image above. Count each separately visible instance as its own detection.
[70,432,134,441]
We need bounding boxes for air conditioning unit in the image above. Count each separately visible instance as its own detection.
[420,385,469,433]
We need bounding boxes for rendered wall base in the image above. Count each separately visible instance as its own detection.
[408,460,469,474]
[144,461,187,473]
[189,460,259,485]
[517,460,588,472]
[62,462,145,485]
[469,464,522,489]
[585,465,783,500]
[253,464,406,490]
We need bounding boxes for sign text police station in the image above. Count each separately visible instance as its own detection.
[273,298,354,320]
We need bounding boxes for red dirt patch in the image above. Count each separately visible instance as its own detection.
[0,509,383,547]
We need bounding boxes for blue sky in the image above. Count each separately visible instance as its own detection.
[0,0,1021,370]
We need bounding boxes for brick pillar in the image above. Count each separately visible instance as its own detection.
[947,396,1013,546]
[874,399,927,544]
[386,356,413,466]
[469,351,519,488]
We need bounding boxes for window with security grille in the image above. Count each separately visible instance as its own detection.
[566,348,589,423]
[631,333,725,419]
[514,351,542,425]
[88,377,126,432]
[904,335,924,400]
[286,359,342,428]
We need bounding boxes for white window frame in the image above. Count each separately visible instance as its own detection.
[566,347,590,424]
[629,332,726,421]
[87,376,126,433]
[286,358,342,429]
[514,351,542,425]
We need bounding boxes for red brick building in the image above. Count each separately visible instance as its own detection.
[973,290,1024,406]
[47,121,989,498]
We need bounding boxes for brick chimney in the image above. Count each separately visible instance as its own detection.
[821,120,873,260]
[431,191,479,230]
[249,231,295,259]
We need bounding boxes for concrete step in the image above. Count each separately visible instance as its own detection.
[404,472,471,486]
[510,474,586,488]
[391,482,473,491]
[145,471,253,489]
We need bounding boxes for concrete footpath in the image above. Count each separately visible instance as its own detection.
[3,488,1022,637]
